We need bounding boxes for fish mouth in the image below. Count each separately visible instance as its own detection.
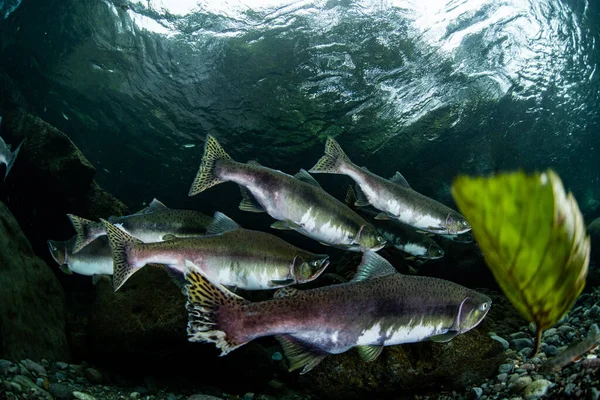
[310,256,331,280]
[47,240,66,265]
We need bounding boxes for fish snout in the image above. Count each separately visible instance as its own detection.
[47,240,67,265]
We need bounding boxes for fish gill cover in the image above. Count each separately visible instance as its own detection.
[451,169,590,356]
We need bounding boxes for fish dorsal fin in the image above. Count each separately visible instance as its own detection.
[238,186,265,213]
[354,184,370,207]
[274,287,300,298]
[356,345,384,362]
[275,335,328,374]
[207,211,241,235]
[294,169,322,188]
[134,198,169,215]
[247,160,262,167]
[352,251,397,282]
[345,186,357,208]
[390,172,410,188]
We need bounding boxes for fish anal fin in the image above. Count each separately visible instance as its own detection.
[273,287,300,298]
[389,172,410,188]
[207,211,241,235]
[430,331,459,343]
[294,169,322,188]
[356,345,383,362]
[238,186,265,213]
[352,251,398,282]
[275,335,328,374]
[354,185,370,207]
[374,212,390,220]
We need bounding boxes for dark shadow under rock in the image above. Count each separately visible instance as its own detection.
[0,200,70,361]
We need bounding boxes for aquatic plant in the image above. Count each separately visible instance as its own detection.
[451,169,590,356]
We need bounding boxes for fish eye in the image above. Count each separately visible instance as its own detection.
[480,303,488,311]
[462,221,469,226]
[312,261,319,267]
[377,235,383,242]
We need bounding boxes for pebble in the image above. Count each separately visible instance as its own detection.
[589,387,600,400]
[523,379,553,399]
[131,392,141,400]
[497,373,508,382]
[187,395,225,400]
[0,359,12,375]
[544,334,560,345]
[511,338,533,351]
[12,374,38,391]
[84,367,103,384]
[510,332,530,340]
[49,383,73,400]
[490,335,510,350]
[21,359,47,377]
[545,345,558,356]
[73,391,97,400]
[472,387,483,398]
[543,328,557,338]
[509,376,532,393]
[499,363,514,374]
[55,361,69,370]
[243,393,254,400]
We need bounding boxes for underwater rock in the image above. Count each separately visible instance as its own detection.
[0,200,70,362]
[297,328,504,399]
[0,109,129,269]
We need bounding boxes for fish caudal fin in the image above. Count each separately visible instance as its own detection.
[99,218,143,292]
[67,214,102,254]
[309,137,351,174]
[184,260,250,355]
[4,139,24,182]
[188,135,232,196]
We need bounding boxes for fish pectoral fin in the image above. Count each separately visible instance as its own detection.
[91,275,102,285]
[270,278,295,287]
[207,211,242,234]
[354,185,370,207]
[294,169,322,188]
[427,226,446,231]
[59,265,73,275]
[273,287,300,298]
[389,171,410,188]
[318,241,331,247]
[352,251,398,282]
[356,345,384,362]
[275,335,328,375]
[374,212,390,220]
[162,234,178,241]
[238,186,266,213]
[429,331,459,343]
[270,220,299,230]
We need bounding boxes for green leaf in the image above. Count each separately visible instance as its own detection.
[451,169,590,356]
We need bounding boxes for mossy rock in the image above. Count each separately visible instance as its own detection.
[0,201,70,361]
